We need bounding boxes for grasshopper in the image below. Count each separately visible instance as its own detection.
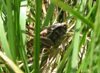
[26,23,67,49]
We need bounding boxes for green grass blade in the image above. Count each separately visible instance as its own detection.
[71,19,81,72]
[18,1,30,73]
[87,2,97,20]
[79,29,88,51]
[77,1,98,73]
[97,47,100,73]
[64,55,72,73]
[88,0,93,10]
[1,0,7,10]
[20,0,27,48]
[71,0,87,71]
[51,0,94,29]
[34,0,42,73]
[57,41,73,73]
[0,12,13,60]
[76,44,91,73]
[89,0,100,72]
[42,3,55,28]
[6,0,16,63]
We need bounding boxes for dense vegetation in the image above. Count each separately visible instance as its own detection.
[0,0,100,73]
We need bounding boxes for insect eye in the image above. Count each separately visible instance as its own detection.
[64,25,67,28]
[63,25,67,29]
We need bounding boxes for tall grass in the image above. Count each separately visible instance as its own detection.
[33,0,41,73]
[0,0,29,73]
[0,0,100,73]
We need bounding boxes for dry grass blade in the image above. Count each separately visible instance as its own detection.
[0,51,23,73]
